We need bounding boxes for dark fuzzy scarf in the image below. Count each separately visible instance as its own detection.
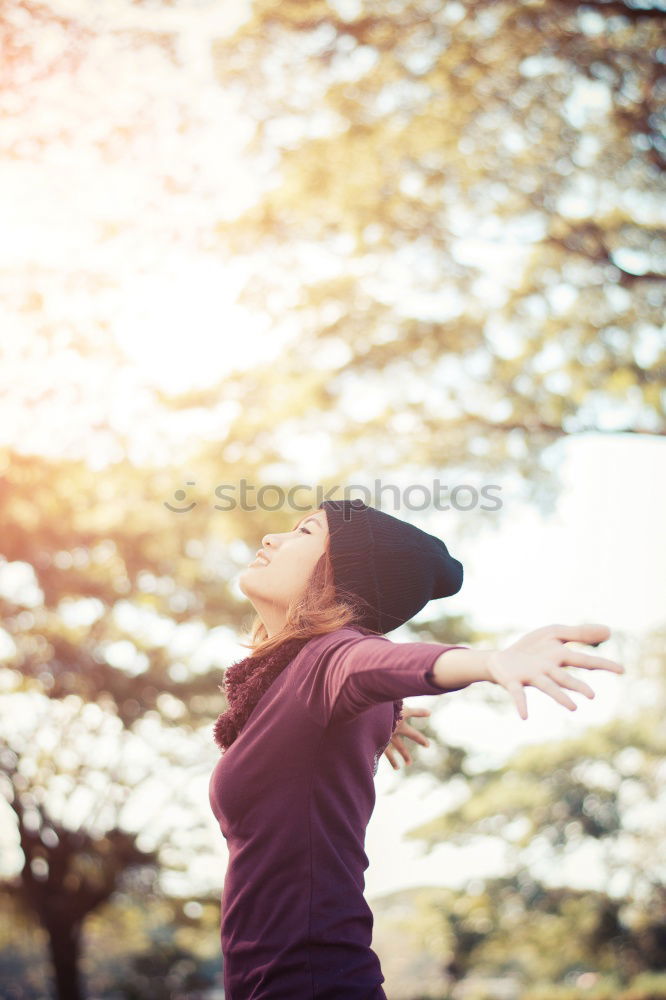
[213,633,404,753]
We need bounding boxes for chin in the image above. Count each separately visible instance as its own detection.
[237,567,262,599]
[237,568,251,596]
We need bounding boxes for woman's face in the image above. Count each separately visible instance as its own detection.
[237,508,330,635]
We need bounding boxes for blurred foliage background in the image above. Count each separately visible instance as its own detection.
[0,0,664,997]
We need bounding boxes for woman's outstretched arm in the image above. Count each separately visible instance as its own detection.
[384,624,624,768]
[430,622,624,720]
[301,623,623,728]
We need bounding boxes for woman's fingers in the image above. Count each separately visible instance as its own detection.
[399,724,430,747]
[394,706,431,746]
[551,623,612,645]
[547,665,595,698]
[526,623,611,648]
[389,735,412,766]
[562,649,625,673]
[401,706,431,719]
[385,729,431,767]
[530,675,578,711]
[506,680,528,720]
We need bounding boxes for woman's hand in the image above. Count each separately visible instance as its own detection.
[486,623,625,721]
[383,706,431,770]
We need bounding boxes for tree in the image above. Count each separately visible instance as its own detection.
[0,450,247,996]
[203,0,665,510]
[1,711,158,999]
[371,875,666,997]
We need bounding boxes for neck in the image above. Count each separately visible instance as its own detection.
[260,615,287,639]
[253,600,287,638]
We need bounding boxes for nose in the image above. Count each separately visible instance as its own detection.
[261,525,292,551]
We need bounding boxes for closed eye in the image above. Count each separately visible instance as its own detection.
[298,526,311,534]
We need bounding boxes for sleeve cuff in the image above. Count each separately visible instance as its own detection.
[423,645,470,692]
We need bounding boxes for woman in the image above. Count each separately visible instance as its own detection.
[208,498,624,999]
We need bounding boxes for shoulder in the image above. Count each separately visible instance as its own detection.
[284,627,387,725]
[293,627,391,672]
[304,625,389,654]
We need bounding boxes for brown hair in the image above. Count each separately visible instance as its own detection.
[238,539,375,659]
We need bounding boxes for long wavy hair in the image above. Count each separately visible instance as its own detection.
[237,536,377,660]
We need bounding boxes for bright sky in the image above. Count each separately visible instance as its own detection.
[1,0,664,905]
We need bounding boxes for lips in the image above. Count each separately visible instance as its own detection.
[253,549,270,566]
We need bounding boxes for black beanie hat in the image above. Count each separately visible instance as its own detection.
[319,498,463,635]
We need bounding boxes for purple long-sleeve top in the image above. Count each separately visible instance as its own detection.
[208,625,468,999]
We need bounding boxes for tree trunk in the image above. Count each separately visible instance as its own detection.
[46,918,83,1000]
